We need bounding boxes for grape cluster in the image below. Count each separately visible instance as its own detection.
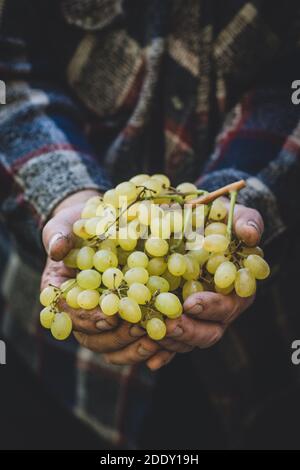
[40,174,270,341]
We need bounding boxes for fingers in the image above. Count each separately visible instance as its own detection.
[104,336,160,366]
[41,259,76,290]
[73,322,146,353]
[146,351,176,371]
[183,291,255,325]
[233,203,264,246]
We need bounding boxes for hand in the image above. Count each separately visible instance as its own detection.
[145,202,264,370]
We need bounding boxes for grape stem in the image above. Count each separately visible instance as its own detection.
[187,179,246,207]
[226,190,238,242]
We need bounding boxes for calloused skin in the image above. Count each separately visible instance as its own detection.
[41,189,264,371]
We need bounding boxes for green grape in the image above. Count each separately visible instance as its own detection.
[137,201,152,226]
[102,268,123,289]
[77,269,101,290]
[214,261,237,288]
[192,205,205,229]
[99,239,118,254]
[142,178,163,197]
[125,267,149,285]
[215,284,234,295]
[100,293,120,316]
[76,246,95,270]
[182,255,200,281]
[155,292,183,318]
[60,279,76,298]
[95,202,107,217]
[147,276,169,294]
[130,173,150,186]
[185,233,204,251]
[244,254,270,280]
[118,237,138,252]
[103,189,119,207]
[234,268,256,298]
[145,237,169,257]
[118,297,142,323]
[182,280,204,301]
[167,253,187,276]
[73,219,90,239]
[205,222,227,236]
[176,182,198,195]
[206,254,227,274]
[81,204,97,219]
[40,307,55,329]
[115,181,138,203]
[240,246,264,258]
[93,249,118,272]
[40,285,58,307]
[125,202,140,221]
[209,198,227,221]
[151,174,170,188]
[150,216,171,239]
[127,251,149,269]
[188,247,210,266]
[147,257,167,276]
[66,286,83,309]
[162,270,181,291]
[146,317,167,340]
[63,249,80,268]
[128,283,151,304]
[203,234,229,253]
[85,217,101,236]
[51,312,72,340]
[77,289,100,309]
[86,195,103,206]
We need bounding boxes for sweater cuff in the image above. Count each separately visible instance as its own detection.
[16,149,112,224]
[197,169,285,244]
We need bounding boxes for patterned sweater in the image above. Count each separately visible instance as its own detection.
[1,0,300,448]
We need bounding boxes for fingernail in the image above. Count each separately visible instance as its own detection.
[96,320,112,331]
[130,326,145,337]
[48,233,62,255]
[138,346,152,357]
[169,326,183,338]
[247,220,260,233]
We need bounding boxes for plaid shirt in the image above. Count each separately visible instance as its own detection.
[1,0,300,448]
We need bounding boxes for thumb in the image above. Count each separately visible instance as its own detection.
[233,204,264,246]
[42,210,77,261]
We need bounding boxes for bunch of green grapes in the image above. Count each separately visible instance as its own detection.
[40,174,270,342]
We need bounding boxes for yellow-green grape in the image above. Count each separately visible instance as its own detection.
[93,249,118,272]
[176,182,198,195]
[119,297,142,323]
[40,285,58,307]
[234,268,256,298]
[214,261,237,289]
[40,307,55,329]
[86,195,102,206]
[206,254,228,274]
[192,205,205,229]
[60,279,76,298]
[137,201,152,225]
[203,234,229,253]
[118,237,138,251]
[147,257,167,276]
[127,251,149,269]
[205,222,227,237]
[147,276,170,294]
[162,270,181,291]
[66,286,83,309]
[117,247,131,265]
[124,267,149,285]
[115,181,138,203]
[130,174,150,186]
[51,312,73,340]
[155,292,183,319]
[73,219,90,239]
[142,178,163,197]
[185,233,204,251]
[103,189,119,207]
[125,201,140,221]
[95,202,106,217]
[182,255,200,281]
[188,247,210,266]
[76,246,95,270]
[209,198,227,221]
[182,280,204,301]
[102,268,123,289]
[84,217,101,236]
[128,283,151,304]
[146,317,167,340]
[167,253,187,276]
[151,174,170,188]
[215,284,234,295]
[63,248,80,268]
[150,216,171,239]
[166,210,183,233]
[81,204,97,219]
[99,238,118,254]
[240,246,264,258]
[244,254,270,280]
[77,269,101,290]
[77,289,100,309]
[145,237,169,257]
[100,293,120,316]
